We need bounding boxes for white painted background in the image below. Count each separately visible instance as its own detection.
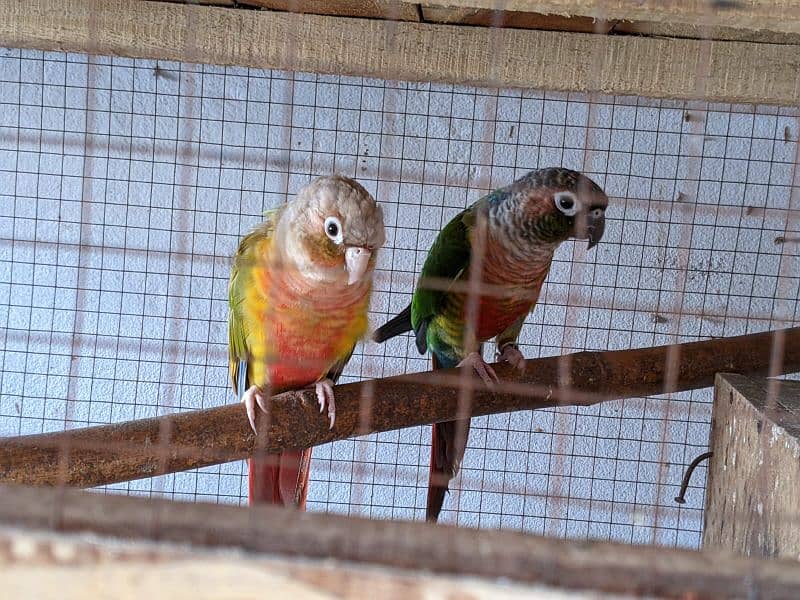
[1,48,798,549]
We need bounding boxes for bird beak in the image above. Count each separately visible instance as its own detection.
[586,212,605,249]
[345,246,372,285]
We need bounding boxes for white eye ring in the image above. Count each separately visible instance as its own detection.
[324,216,344,244]
[554,191,579,216]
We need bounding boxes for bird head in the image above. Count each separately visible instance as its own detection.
[283,175,386,286]
[517,167,608,249]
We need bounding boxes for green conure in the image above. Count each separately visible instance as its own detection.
[373,167,609,522]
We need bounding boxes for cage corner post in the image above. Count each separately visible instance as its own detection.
[703,373,800,560]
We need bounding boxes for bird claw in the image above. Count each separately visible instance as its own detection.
[314,378,336,429]
[457,351,499,387]
[242,385,269,434]
[497,343,526,371]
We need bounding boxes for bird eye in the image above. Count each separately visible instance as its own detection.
[555,192,579,216]
[324,216,343,244]
[591,207,604,219]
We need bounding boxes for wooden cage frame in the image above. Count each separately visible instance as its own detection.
[1,1,800,597]
[3,0,800,105]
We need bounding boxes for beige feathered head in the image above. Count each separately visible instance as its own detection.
[280,175,386,285]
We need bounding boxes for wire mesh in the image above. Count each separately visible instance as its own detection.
[0,44,798,551]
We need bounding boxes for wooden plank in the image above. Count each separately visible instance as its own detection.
[612,20,800,45]
[421,5,614,33]
[2,484,800,599]
[1,0,800,105]
[242,0,420,21]
[0,529,593,600]
[0,327,798,489]
[704,374,800,561]
[159,0,235,6]
[402,0,800,35]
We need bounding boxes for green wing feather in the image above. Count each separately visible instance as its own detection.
[228,208,281,395]
[410,200,485,330]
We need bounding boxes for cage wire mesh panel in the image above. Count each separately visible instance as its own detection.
[1,46,799,550]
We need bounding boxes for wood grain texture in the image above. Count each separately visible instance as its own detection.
[2,563,602,600]
[405,0,800,35]
[421,5,614,33]
[612,20,800,45]
[159,0,235,5]
[0,327,798,489]
[244,0,420,21]
[1,0,800,105]
[704,374,800,561]
[1,529,589,600]
[0,531,632,600]
[3,483,800,599]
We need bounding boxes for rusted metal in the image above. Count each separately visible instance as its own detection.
[0,327,798,489]
[2,483,800,599]
[674,451,713,504]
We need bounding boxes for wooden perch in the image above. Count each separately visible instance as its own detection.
[0,327,798,489]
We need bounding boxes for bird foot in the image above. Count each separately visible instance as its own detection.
[457,351,499,387]
[313,378,336,429]
[242,385,269,434]
[497,343,526,371]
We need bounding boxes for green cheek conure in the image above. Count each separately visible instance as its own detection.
[229,176,385,508]
[373,167,609,522]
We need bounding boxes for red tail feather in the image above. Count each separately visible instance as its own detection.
[249,449,312,508]
[426,354,471,522]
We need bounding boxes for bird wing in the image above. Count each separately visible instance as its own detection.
[228,208,281,396]
[410,201,482,333]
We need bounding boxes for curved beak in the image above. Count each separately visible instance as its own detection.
[586,212,606,249]
[345,246,372,285]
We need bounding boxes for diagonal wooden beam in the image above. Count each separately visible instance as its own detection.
[0,327,798,489]
[1,0,800,104]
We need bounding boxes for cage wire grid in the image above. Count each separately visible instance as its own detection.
[0,45,799,550]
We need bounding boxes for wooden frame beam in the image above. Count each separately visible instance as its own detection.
[0,528,623,599]
[408,1,800,35]
[419,4,618,33]
[0,327,798,489]
[2,483,800,599]
[1,0,800,105]
[242,0,421,21]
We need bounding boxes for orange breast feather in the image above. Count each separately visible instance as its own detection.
[242,245,367,392]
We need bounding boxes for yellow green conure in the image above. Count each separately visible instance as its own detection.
[229,175,385,507]
[373,167,608,522]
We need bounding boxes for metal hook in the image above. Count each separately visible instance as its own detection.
[674,451,713,504]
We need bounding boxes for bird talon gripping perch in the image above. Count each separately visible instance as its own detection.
[458,351,499,386]
[314,378,336,429]
[497,342,526,370]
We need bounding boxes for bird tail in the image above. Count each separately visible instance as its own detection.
[249,449,312,507]
[372,304,413,343]
[426,353,471,523]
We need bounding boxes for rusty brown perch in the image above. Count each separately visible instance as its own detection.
[1,327,798,488]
